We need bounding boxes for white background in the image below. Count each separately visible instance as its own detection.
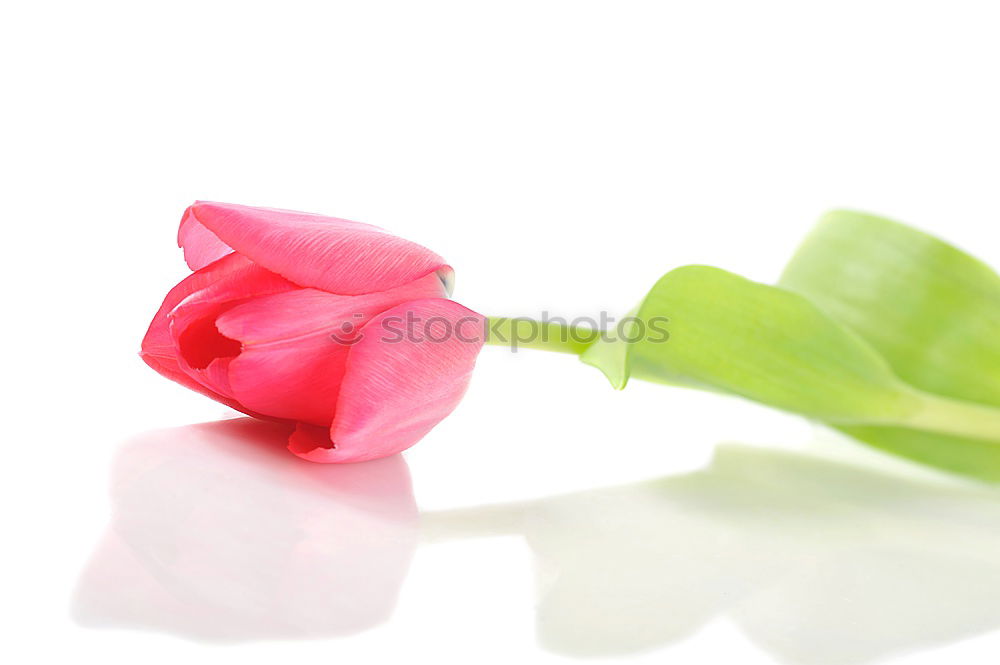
[4,1,1000,663]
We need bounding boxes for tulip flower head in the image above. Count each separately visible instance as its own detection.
[141,202,485,463]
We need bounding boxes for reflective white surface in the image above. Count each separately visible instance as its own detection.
[73,419,1000,664]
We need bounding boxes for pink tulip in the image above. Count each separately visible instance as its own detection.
[141,202,485,463]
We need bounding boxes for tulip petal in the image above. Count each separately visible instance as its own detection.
[288,422,336,459]
[290,299,485,463]
[217,273,449,426]
[177,206,234,270]
[140,351,250,413]
[141,254,259,410]
[180,201,451,295]
[141,252,300,413]
[169,270,299,400]
[142,253,251,361]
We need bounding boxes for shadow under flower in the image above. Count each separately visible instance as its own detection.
[75,421,1000,664]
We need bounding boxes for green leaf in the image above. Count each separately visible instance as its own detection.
[581,265,922,423]
[580,262,1000,480]
[780,210,1000,405]
[778,209,1000,480]
[830,426,1000,481]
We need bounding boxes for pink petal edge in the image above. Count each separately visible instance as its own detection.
[177,206,234,270]
[180,201,452,296]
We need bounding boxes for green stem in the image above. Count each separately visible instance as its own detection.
[485,316,597,355]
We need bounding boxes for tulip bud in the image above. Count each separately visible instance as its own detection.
[142,202,484,463]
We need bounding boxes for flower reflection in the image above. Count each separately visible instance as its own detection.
[73,418,417,641]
